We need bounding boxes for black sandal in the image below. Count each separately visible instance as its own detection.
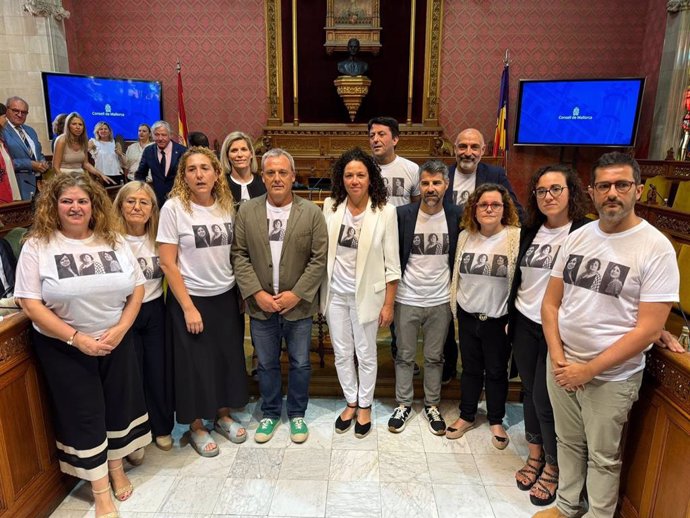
[335,403,358,434]
[530,468,559,506]
[515,455,545,491]
[354,405,372,438]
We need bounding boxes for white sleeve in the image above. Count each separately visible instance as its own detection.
[383,204,401,282]
[409,162,420,196]
[639,248,679,303]
[156,201,179,245]
[14,238,42,300]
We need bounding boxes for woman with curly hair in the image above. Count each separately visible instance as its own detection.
[113,181,174,458]
[320,147,401,438]
[53,113,114,185]
[14,172,149,518]
[447,183,520,449]
[506,164,590,506]
[157,147,248,456]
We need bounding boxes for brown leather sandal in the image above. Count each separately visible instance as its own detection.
[515,455,545,491]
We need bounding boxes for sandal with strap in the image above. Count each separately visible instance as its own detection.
[214,417,247,444]
[92,484,120,518]
[515,455,545,491]
[335,403,358,434]
[530,467,559,506]
[189,427,220,457]
[108,463,133,501]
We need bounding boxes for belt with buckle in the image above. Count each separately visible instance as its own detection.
[459,307,489,321]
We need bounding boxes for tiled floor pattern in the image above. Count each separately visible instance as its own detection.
[50,398,547,518]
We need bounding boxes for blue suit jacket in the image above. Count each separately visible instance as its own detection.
[134,142,186,206]
[445,161,524,222]
[2,124,44,200]
[397,201,463,277]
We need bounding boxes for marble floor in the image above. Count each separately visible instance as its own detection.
[50,398,549,518]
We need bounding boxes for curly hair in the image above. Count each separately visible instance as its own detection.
[168,146,234,215]
[112,181,160,244]
[220,131,258,174]
[63,112,89,151]
[329,147,388,211]
[460,183,520,233]
[526,164,588,228]
[27,172,119,247]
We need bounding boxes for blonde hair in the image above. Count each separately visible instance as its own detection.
[63,112,88,151]
[460,183,520,233]
[112,181,160,245]
[219,131,258,174]
[93,121,113,141]
[168,147,235,215]
[27,172,119,248]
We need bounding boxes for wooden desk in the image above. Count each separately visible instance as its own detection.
[618,348,690,518]
[0,313,76,518]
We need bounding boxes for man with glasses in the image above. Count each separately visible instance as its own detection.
[535,152,679,518]
[3,96,49,200]
[231,148,327,445]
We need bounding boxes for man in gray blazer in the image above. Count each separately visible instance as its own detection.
[3,96,49,200]
[232,148,327,445]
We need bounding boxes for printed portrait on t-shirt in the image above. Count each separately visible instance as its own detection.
[224,222,234,245]
[99,251,122,273]
[599,262,630,298]
[442,233,450,255]
[424,233,445,255]
[460,252,474,273]
[392,177,405,197]
[210,223,229,246]
[338,225,359,249]
[470,253,491,275]
[529,243,560,270]
[491,255,509,277]
[522,244,538,267]
[77,252,105,276]
[55,253,79,279]
[151,256,162,279]
[268,218,286,242]
[382,177,390,196]
[137,256,162,280]
[562,254,583,285]
[575,257,603,291]
[193,225,212,248]
[411,233,424,255]
[453,189,470,209]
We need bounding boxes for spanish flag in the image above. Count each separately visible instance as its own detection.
[176,61,189,146]
[493,58,509,161]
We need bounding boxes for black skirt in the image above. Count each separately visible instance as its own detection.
[167,286,249,423]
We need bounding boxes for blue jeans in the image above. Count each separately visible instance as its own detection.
[250,314,312,419]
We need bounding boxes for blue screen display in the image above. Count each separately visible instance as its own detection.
[42,73,163,141]
[514,79,644,146]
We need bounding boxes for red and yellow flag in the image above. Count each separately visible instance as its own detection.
[176,61,188,146]
[493,59,509,161]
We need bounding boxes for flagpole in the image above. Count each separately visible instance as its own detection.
[504,50,509,172]
[177,59,189,146]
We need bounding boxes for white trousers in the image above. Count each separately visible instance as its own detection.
[326,292,379,408]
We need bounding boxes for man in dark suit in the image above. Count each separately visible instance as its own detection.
[445,128,524,221]
[135,120,186,206]
[389,160,463,435]
[3,97,49,200]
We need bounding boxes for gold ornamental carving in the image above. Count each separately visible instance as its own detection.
[264,0,283,125]
[423,0,444,124]
[324,0,381,55]
[334,76,372,122]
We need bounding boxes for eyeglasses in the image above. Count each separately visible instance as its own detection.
[534,185,567,198]
[9,108,28,115]
[477,202,504,212]
[592,180,636,194]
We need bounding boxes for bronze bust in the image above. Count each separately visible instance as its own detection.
[337,38,369,76]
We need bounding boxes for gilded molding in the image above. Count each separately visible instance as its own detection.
[668,1,690,13]
[265,0,283,124]
[23,1,70,20]
[423,0,443,123]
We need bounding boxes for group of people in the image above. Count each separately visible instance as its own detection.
[2,103,681,518]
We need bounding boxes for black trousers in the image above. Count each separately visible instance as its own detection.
[512,310,557,465]
[131,295,174,437]
[457,306,510,425]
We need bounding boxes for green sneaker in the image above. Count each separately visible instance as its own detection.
[289,417,309,443]
[255,417,280,444]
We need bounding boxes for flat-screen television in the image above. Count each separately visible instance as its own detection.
[41,72,163,141]
[514,78,645,147]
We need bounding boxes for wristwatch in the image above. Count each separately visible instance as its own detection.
[67,330,78,347]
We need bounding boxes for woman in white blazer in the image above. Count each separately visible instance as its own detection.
[321,148,401,438]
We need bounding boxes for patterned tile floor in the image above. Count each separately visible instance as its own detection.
[50,398,549,518]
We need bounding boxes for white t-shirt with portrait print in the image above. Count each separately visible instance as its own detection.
[452,170,476,213]
[331,207,364,296]
[515,222,572,324]
[230,176,251,203]
[379,155,420,207]
[14,232,146,338]
[551,219,679,381]
[157,197,235,297]
[456,228,510,317]
[397,209,450,307]
[124,234,163,303]
[267,200,292,294]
